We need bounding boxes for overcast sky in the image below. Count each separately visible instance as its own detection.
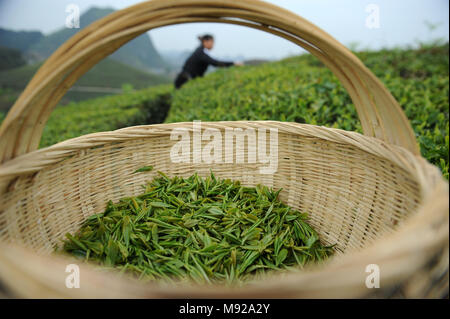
[0,0,448,59]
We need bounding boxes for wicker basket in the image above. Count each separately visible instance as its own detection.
[0,0,448,298]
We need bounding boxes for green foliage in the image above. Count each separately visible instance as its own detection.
[0,28,44,52]
[121,83,135,94]
[0,58,170,92]
[0,46,26,71]
[0,88,18,113]
[166,44,449,179]
[63,171,333,284]
[1,45,447,179]
[0,57,170,111]
[25,7,167,70]
[358,46,449,179]
[39,85,173,148]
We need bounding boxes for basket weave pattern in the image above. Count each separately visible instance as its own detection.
[0,0,448,298]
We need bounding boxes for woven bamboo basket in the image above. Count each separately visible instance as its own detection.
[0,0,448,298]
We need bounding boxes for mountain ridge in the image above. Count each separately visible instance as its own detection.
[1,7,167,72]
[0,28,44,57]
[0,57,171,111]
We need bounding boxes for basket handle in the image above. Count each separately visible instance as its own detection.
[0,0,419,163]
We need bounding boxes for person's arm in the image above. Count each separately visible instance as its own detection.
[200,50,234,67]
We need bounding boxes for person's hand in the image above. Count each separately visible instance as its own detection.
[234,61,244,66]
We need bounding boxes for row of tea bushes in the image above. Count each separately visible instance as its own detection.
[0,84,173,148]
[39,84,173,148]
[166,44,449,178]
[0,45,447,178]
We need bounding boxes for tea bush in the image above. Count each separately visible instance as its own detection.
[39,84,173,148]
[0,45,447,178]
[166,44,449,178]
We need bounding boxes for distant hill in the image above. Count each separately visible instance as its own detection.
[161,50,192,70]
[4,7,167,72]
[0,47,26,71]
[0,57,171,111]
[0,58,170,90]
[242,59,269,66]
[0,6,172,111]
[0,28,44,52]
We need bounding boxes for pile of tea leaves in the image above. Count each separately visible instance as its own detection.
[62,171,334,284]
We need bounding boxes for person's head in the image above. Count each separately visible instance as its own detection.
[198,34,214,50]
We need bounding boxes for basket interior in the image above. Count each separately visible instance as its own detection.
[0,130,421,259]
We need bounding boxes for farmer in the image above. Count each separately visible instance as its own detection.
[174,34,243,89]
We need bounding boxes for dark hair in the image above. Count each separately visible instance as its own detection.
[198,34,214,42]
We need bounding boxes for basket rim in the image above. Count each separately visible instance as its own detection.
[0,121,441,186]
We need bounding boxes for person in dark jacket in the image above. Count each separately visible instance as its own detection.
[174,34,243,89]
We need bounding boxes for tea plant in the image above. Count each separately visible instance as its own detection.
[166,44,449,178]
[0,45,446,178]
[40,84,173,148]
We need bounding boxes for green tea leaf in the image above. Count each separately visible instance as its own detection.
[134,166,153,173]
[62,172,334,284]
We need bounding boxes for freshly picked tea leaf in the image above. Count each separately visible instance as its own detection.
[134,166,153,173]
[62,171,334,284]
